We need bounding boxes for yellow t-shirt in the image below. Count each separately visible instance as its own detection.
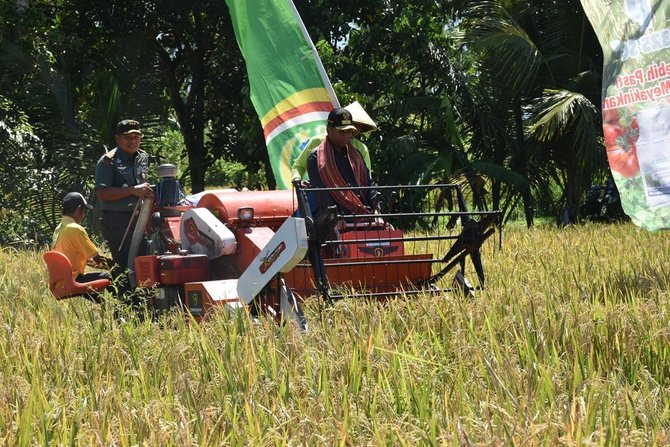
[51,216,99,276]
[291,134,371,181]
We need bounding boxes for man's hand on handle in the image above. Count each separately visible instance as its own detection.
[133,182,154,198]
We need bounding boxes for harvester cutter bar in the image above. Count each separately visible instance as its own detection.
[327,286,483,301]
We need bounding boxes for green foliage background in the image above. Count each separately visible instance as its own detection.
[0,0,615,246]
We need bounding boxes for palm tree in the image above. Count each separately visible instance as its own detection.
[459,0,604,225]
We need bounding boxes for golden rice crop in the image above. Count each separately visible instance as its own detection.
[0,221,669,446]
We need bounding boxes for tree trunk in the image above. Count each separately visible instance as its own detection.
[264,161,276,190]
[512,100,534,227]
[157,9,208,193]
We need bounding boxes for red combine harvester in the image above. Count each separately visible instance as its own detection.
[127,164,500,329]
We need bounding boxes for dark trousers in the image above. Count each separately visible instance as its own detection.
[100,210,148,307]
[100,210,139,270]
[75,271,113,304]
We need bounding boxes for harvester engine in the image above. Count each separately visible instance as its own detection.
[133,165,308,328]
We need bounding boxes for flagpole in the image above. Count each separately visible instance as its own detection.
[286,0,340,108]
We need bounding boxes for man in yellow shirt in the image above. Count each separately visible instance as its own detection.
[52,192,113,303]
[291,101,376,183]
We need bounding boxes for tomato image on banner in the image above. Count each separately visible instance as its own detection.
[604,107,640,178]
[581,0,670,230]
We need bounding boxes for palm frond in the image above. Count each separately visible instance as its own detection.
[530,88,598,148]
[473,160,528,191]
[463,1,546,96]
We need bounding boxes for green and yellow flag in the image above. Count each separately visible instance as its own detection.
[581,0,670,230]
[225,0,339,189]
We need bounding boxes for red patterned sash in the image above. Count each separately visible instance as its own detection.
[317,139,370,214]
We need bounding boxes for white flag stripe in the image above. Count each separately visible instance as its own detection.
[265,111,330,144]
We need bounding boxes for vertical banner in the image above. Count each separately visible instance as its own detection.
[581,0,670,230]
[225,0,339,189]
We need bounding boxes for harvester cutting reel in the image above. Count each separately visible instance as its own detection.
[291,183,502,301]
[418,211,500,299]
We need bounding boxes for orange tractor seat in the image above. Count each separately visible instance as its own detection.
[43,251,110,300]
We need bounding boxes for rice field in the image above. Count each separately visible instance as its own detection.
[1,221,670,445]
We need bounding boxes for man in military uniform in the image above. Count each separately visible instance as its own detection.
[95,119,154,303]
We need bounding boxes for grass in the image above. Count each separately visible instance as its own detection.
[1,221,670,445]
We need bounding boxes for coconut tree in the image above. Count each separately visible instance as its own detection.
[459,0,604,225]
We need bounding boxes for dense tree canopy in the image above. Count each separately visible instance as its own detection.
[0,0,610,246]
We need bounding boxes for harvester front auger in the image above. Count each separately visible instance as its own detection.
[288,183,501,301]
